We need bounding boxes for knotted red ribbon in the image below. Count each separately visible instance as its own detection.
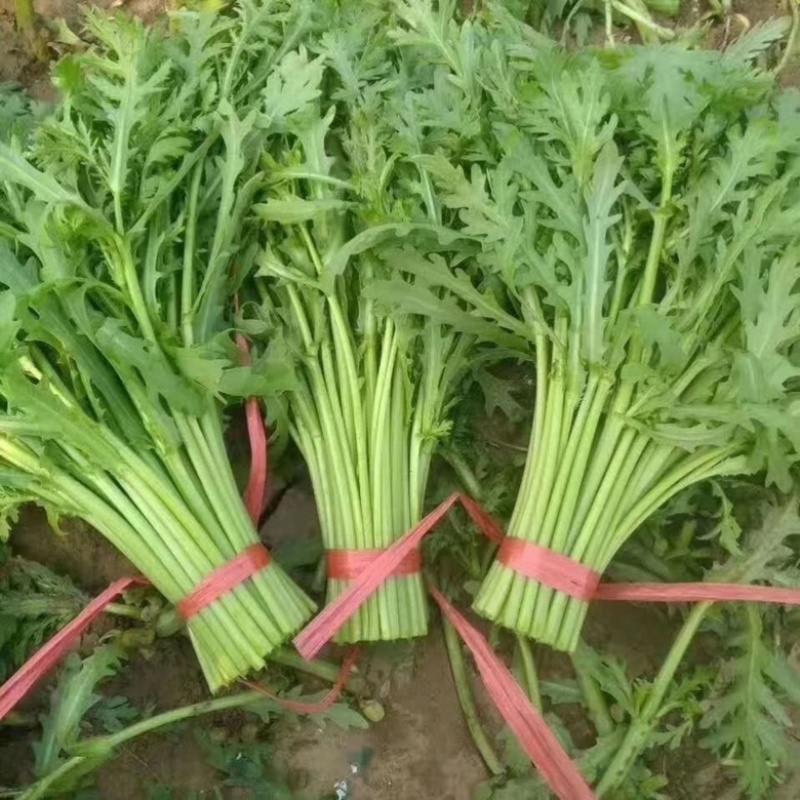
[241,646,359,715]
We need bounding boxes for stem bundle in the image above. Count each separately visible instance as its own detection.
[257,234,469,641]
[475,359,744,649]
[0,3,321,689]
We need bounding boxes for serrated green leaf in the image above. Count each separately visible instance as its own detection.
[312,701,370,730]
[34,644,124,777]
[94,319,204,413]
[262,46,326,128]
[474,368,526,420]
[0,144,91,211]
[581,141,624,363]
[700,604,800,797]
[723,17,792,65]
[630,307,685,369]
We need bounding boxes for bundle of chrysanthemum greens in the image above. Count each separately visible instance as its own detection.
[368,3,800,652]
[246,5,492,642]
[0,4,320,690]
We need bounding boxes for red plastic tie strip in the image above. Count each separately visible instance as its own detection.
[241,646,359,715]
[294,492,503,659]
[0,576,148,720]
[177,543,271,620]
[243,396,267,526]
[326,548,422,580]
[499,538,600,601]
[430,585,596,800]
[234,305,268,527]
[294,493,464,659]
[593,581,800,604]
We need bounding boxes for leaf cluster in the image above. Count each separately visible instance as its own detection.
[391,4,800,478]
[0,552,87,681]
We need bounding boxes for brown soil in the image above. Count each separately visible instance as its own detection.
[10,506,135,590]
[0,479,686,800]
[0,484,722,800]
[0,0,49,99]
[270,632,489,800]
[3,464,800,800]
[0,492,492,799]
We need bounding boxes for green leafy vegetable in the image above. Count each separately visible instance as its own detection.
[33,644,124,780]
[700,604,800,797]
[192,730,300,800]
[0,3,319,691]
[87,694,152,734]
[597,499,800,796]
[367,0,800,653]
[0,554,87,681]
[19,642,365,798]
[250,6,478,642]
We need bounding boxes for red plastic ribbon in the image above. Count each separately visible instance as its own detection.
[297,497,800,663]
[177,543,272,620]
[294,493,800,800]
[293,493,599,799]
[234,316,268,527]
[430,586,596,800]
[243,396,267,526]
[593,581,800,603]
[294,492,499,659]
[241,646,359,715]
[181,313,271,620]
[0,576,148,720]
[499,538,600,601]
[326,548,422,580]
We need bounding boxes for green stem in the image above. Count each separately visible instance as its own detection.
[115,239,157,343]
[515,634,542,710]
[328,294,373,544]
[444,451,483,500]
[13,0,46,61]
[103,603,143,620]
[571,644,613,737]
[199,409,261,543]
[547,375,611,555]
[306,347,361,546]
[610,0,676,39]
[19,757,93,800]
[270,649,366,694]
[775,0,799,76]
[607,446,743,561]
[13,0,34,36]
[72,691,280,755]
[509,324,549,537]
[180,162,203,347]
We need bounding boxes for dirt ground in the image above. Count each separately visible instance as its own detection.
[0,489,682,800]
[1,1,800,798]
[0,492,494,800]
[8,489,800,799]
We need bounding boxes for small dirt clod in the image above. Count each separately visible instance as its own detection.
[239,721,260,743]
